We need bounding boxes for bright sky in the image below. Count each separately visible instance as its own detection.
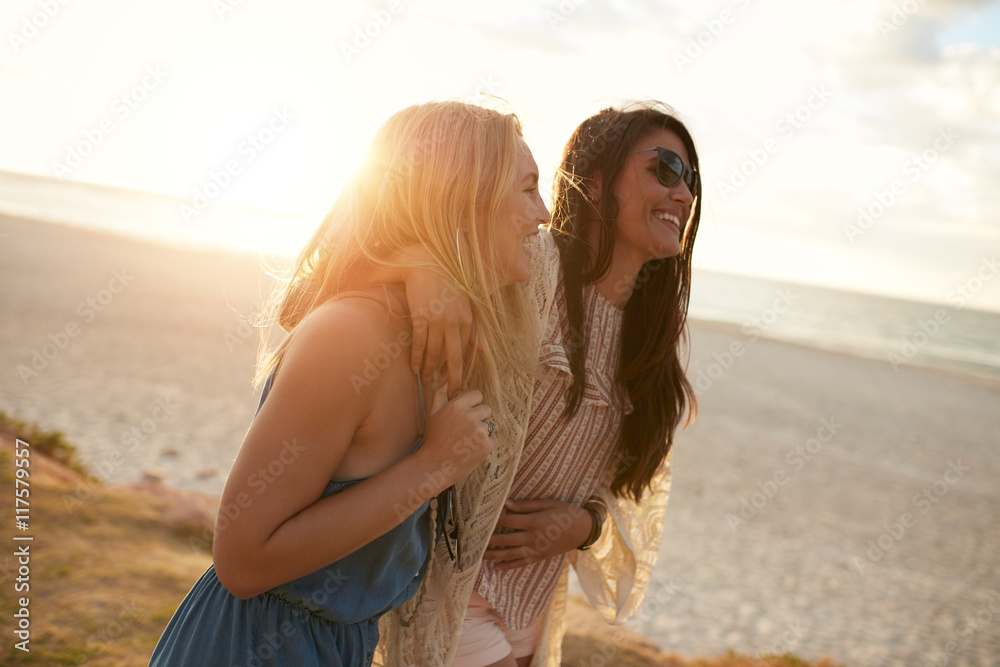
[2,0,999,310]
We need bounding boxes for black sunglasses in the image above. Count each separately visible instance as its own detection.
[633,147,699,195]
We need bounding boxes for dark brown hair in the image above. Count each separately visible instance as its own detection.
[551,102,700,502]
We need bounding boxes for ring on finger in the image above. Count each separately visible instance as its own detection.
[483,419,497,437]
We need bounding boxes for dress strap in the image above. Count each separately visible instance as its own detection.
[416,371,426,430]
[383,285,410,317]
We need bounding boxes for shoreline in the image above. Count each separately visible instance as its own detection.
[686,316,1000,391]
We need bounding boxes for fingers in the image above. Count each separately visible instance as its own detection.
[421,326,444,380]
[472,405,492,426]
[483,544,537,560]
[448,389,483,409]
[444,352,462,399]
[430,388,488,423]
[444,296,473,396]
[428,383,450,416]
[493,512,534,531]
[445,329,462,394]
[466,320,478,357]
[503,498,564,513]
[487,530,532,549]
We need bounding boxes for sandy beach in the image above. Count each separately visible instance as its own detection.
[2,215,998,666]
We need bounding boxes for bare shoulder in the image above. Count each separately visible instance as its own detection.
[295,294,398,347]
[279,292,410,399]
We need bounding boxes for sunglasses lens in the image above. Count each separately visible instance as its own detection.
[657,151,684,187]
[656,149,698,195]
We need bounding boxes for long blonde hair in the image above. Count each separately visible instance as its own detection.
[256,100,537,431]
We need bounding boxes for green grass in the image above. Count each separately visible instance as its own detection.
[0,431,212,665]
[0,411,87,475]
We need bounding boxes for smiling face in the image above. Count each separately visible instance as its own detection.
[491,141,549,285]
[608,127,696,266]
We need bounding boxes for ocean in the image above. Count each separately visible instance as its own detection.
[3,168,999,382]
[687,269,1000,382]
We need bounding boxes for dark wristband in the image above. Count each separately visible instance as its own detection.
[577,504,603,551]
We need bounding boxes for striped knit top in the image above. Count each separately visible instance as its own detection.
[475,276,634,629]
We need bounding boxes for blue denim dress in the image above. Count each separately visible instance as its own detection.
[149,371,432,667]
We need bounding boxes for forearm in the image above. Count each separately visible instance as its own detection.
[216,450,445,599]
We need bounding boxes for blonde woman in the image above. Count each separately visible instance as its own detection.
[148,101,548,667]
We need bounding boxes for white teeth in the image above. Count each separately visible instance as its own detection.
[654,212,681,227]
